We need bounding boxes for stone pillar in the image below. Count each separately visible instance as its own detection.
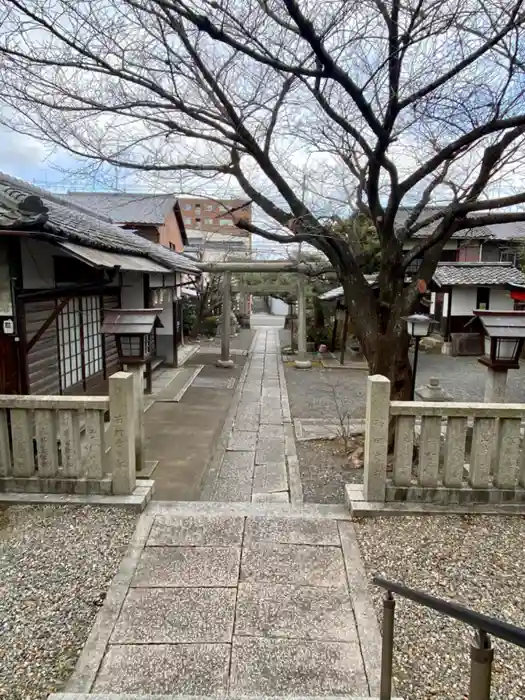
[109,371,136,495]
[217,271,234,368]
[363,375,391,501]
[129,365,145,473]
[484,368,507,403]
[294,274,311,369]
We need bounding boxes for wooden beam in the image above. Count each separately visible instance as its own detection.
[26,297,70,353]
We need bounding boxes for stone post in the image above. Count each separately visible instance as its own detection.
[484,368,507,403]
[363,375,391,501]
[294,274,311,369]
[109,371,136,495]
[128,365,145,473]
[217,270,234,368]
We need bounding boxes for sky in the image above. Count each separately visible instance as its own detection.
[0,125,142,192]
[0,124,293,257]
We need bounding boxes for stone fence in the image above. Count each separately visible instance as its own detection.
[364,375,525,506]
[0,372,137,496]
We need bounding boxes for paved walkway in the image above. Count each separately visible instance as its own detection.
[53,324,384,700]
[203,326,300,504]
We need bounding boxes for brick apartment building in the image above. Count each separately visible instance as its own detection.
[63,192,252,245]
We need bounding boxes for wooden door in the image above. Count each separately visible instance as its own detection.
[0,335,20,394]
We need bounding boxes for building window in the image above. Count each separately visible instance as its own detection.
[183,217,192,225]
[182,203,192,211]
[206,204,214,212]
[204,218,214,225]
[500,250,518,266]
[476,287,490,310]
[58,296,103,391]
[219,218,230,226]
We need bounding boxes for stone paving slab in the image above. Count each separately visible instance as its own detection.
[255,441,285,465]
[235,583,357,641]
[227,430,258,451]
[147,515,244,546]
[132,546,241,587]
[252,462,288,493]
[240,543,347,587]
[111,587,237,643]
[251,492,289,503]
[234,416,260,432]
[51,695,400,700]
[244,517,340,545]
[211,478,253,502]
[219,451,256,479]
[259,424,285,441]
[92,644,230,695]
[229,637,368,695]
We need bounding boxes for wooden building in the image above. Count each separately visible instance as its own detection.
[0,174,199,395]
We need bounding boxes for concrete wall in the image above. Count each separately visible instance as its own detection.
[270,297,288,316]
[120,271,144,308]
[490,288,514,310]
[432,287,513,327]
[450,287,477,315]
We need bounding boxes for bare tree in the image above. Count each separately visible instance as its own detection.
[2,0,525,396]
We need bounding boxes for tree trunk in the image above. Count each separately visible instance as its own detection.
[313,297,325,328]
[190,287,209,338]
[368,328,413,400]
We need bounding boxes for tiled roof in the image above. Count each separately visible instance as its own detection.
[395,207,492,239]
[63,191,178,224]
[63,191,250,224]
[433,262,525,287]
[0,174,199,274]
[320,263,525,300]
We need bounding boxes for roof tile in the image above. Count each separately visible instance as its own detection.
[0,174,199,274]
[433,262,525,287]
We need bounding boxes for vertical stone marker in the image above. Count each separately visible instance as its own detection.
[363,375,390,501]
[109,371,136,495]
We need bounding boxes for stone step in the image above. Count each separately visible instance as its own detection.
[149,499,353,520]
[49,695,402,700]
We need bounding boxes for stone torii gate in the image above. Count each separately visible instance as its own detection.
[196,260,313,368]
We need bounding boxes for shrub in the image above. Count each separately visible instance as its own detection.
[201,315,218,336]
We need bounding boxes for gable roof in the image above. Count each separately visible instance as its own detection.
[320,263,525,301]
[395,207,492,239]
[432,262,525,287]
[0,174,199,274]
[63,191,251,225]
[63,191,178,225]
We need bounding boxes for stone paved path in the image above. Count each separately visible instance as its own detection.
[52,325,384,700]
[206,327,300,504]
[57,504,381,698]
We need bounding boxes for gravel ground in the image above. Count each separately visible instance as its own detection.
[281,330,525,420]
[284,365,368,420]
[354,515,525,700]
[297,438,363,504]
[0,505,137,700]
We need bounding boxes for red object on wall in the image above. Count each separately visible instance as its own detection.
[510,290,525,301]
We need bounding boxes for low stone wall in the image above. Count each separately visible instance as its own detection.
[363,375,525,506]
[0,372,137,496]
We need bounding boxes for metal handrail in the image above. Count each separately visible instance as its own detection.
[372,575,525,700]
[373,575,525,648]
